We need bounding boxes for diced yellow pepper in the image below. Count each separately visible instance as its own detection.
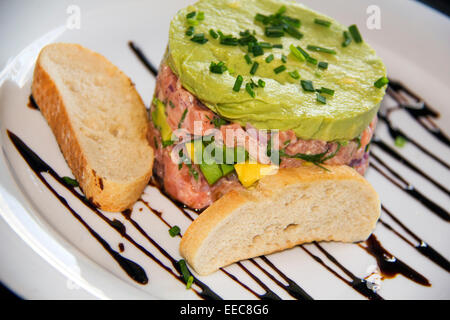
[234,162,278,188]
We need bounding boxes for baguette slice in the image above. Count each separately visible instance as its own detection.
[32,43,154,212]
[180,165,380,275]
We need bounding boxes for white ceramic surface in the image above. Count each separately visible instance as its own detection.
[0,0,449,299]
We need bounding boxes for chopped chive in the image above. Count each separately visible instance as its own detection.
[190,33,208,44]
[186,11,196,19]
[314,18,332,27]
[316,92,327,104]
[244,54,252,65]
[349,24,363,43]
[186,276,194,289]
[186,18,199,26]
[250,62,259,75]
[273,65,286,74]
[251,43,264,57]
[272,44,283,49]
[265,54,274,63]
[178,259,191,283]
[185,26,195,36]
[318,61,328,69]
[307,45,336,54]
[265,26,285,38]
[276,5,287,15]
[319,87,335,96]
[233,75,243,92]
[301,80,315,92]
[374,76,389,88]
[284,25,303,39]
[169,101,176,108]
[62,176,79,187]
[342,31,352,47]
[209,61,227,74]
[196,11,205,21]
[209,29,218,39]
[288,70,300,79]
[245,83,256,98]
[395,135,407,148]
[258,79,266,88]
[178,108,188,128]
[289,44,306,62]
[306,56,318,65]
[168,225,181,237]
[281,54,287,63]
[259,42,272,48]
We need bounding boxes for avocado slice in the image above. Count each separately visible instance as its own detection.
[151,98,173,144]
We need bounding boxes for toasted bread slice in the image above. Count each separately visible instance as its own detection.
[180,165,380,275]
[32,43,153,212]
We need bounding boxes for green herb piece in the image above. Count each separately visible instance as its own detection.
[284,25,303,39]
[318,61,328,69]
[190,33,208,44]
[374,76,389,88]
[187,18,199,26]
[209,61,227,74]
[300,80,315,92]
[186,11,196,19]
[244,54,252,65]
[281,54,288,63]
[185,26,195,36]
[250,43,264,57]
[250,61,259,75]
[272,44,283,49]
[349,24,363,43]
[307,45,336,54]
[178,259,192,283]
[258,79,266,88]
[219,33,239,46]
[220,164,235,176]
[233,75,244,92]
[259,42,272,48]
[316,92,327,104]
[211,116,229,128]
[274,65,286,74]
[276,5,287,15]
[178,108,188,128]
[395,136,407,148]
[62,176,79,187]
[265,26,285,38]
[314,18,331,27]
[169,101,176,108]
[186,276,194,289]
[209,29,218,39]
[342,31,352,47]
[319,87,335,96]
[196,11,205,21]
[245,83,256,98]
[288,70,300,79]
[297,46,318,65]
[168,226,181,237]
[265,54,274,63]
[289,44,306,62]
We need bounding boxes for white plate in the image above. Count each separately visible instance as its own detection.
[0,0,449,300]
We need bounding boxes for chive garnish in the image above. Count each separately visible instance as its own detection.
[186,11,196,19]
[318,61,328,69]
[296,46,317,65]
[233,75,243,92]
[265,26,285,38]
[274,65,286,74]
[251,43,264,57]
[259,42,272,48]
[395,135,407,148]
[277,5,287,15]
[258,79,266,88]
[342,31,352,47]
[245,83,256,98]
[307,45,336,54]
[185,26,195,36]
[289,44,306,62]
[319,87,335,96]
[186,276,194,289]
[169,225,181,237]
[250,62,259,75]
[349,24,363,43]
[196,11,205,21]
[272,44,283,49]
[314,18,331,27]
[178,108,188,128]
[316,92,327,104]
[178,259,192,284]
[284,25,303,39]
[288,70,300,79]
[209,61,227,74]
[209,29,218,39]
[62,176,79,187]
[281,54,287,63]
[301,80,315,92]
[265,54,274,63]
[190,33,208,44]
[374,76,389,88]
[187,18,199,26]
[244,54,252,65]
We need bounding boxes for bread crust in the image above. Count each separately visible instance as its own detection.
[180,165,380,275]
[32,43,153,212]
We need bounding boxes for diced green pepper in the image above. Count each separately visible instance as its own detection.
[199,163,223,185]
[220,164,235,176]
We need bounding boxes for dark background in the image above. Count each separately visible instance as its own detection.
[0,0,448,301]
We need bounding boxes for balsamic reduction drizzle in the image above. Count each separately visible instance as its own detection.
[128,41,158,77]
[359,235,431,286]
[7,130,148,285]
[27,94,39,110]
